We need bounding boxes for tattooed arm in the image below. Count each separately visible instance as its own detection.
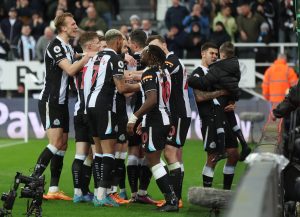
[113,74,140,94]
[194,89,228,103]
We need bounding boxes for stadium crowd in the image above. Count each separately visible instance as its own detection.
[0,0,295,62]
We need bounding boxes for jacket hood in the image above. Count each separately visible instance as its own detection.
[209,56,240,76]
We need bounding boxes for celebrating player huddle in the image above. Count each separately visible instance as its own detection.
[31,12,250,213]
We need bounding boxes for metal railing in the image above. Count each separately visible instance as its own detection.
[224,117,284,217]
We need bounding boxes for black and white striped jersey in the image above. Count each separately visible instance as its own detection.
[87,48,124,112]
[39,36,74,105]
[141,67,171,127]
[73,58,95,116]
[165,52,191,118]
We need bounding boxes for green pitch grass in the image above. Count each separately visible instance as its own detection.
[0,139,247,217]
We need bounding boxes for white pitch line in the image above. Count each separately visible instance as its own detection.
[0,141,25,148]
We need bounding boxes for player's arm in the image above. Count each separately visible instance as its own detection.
[188,69,208,90]
[113,74,140,94]
[194,89,228,102]
[124,70,143,81]
[58,54,92,76]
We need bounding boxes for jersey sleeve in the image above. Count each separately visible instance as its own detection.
[47,42,67,64]
[165,57,180,75]
[111,55,125,76]
[141,70,157,93]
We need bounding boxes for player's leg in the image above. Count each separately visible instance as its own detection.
[223,148,239,190]
[81,145,94,201]
[119,142,128,199]
[226,111,251,161]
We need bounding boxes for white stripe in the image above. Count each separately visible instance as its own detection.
[168,162,181,171]
[232,125,240,132]
[88,55,111,108]
[202,165,214,177]
[223,165,235,174]
[105,111,112,134]
[0,141,25,149]
[217,128,225,134]
[46,102,50,129]
[148,127,156,152]
[151,163,167,180]
[103,153,115,159]
[75,154,86,160]
[176,118,181,145]
[179,59,191,117]
[203,126,209,150]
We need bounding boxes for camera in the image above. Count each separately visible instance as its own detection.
[0,172,45,217]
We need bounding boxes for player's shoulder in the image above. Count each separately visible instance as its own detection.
[193,65,206,75]
[142,67,158,80]
[165,53,179,66]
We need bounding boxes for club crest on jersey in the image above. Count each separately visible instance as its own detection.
[209,142,216,149]
[119,134,126,141]
[53,46,61,53]
[53,119,60,126]
[118,61,124,68]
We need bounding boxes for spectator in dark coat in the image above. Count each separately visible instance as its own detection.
[16,0,33,25]
[30,12,47,41]
[210,21,231,47]
[186,22,205,59]
[0,7,22,44]
[164,24,188,58]
[165,0,189,30]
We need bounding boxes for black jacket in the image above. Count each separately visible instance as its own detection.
[273,81,300,118]
[188,56,240,100]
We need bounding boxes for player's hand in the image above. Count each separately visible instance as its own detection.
[271,111,277,121]
[125,54,137,67]
[136,122,142,135]
[224,102,236,112]
[127,123,135,136]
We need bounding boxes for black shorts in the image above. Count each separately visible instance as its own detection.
[74,114,93,143]
[141,125,170,153]
[38,100,69,133]
[128,119,142,147]
[116,115,128,144]
[167,117,191,148]
[201,116,238,153]
[87,108,117,140]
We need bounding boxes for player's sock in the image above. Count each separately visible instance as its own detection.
[81,157,92,195]
[50,150,65,187]
[138,157,152,193]
[112,157,122,191]
[127,155,139,195]
[168,162,181,199]
[119,154,126,190]
[179,163,184,199]
[99,154,115,193]
[160,158,169,173]
[71,154,85,194]
[223,165,235,190]
[33,144,58,176]
[151,163,177,206]
[93,153,103,190]
[202,165,214,187]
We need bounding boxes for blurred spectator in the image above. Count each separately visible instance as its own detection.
[236,0,265,58]
[213,4,237,41]
[185,22,205,59]
[16,0,32,25]
[210,21,231,47]
[182,4,210,38]
[0,7,22,44]
[214,0,238,17]
[262,53,298,105]
[119,25,129,37]
[129,14,141,32]
[79,6,107,32]
[165,0,189,30]
[236,1,265,42]
[94,0,113,28]
[142,19,158,37]
[164,24,188,58]
[49,9,64,31]
[278,0,296,62]
[250,0,275,31]
[198,0,214,20]
[17,25,36,61]
[30,12,46,41]
[111,0,121,20]
[255,22,275,62]
[0,30,10,60]
[74,0,91,23]
[36,27,55,62]
[149,0,157,20]
[48,0,68,22]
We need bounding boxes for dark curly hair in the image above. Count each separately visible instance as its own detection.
[141,44,166,69]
